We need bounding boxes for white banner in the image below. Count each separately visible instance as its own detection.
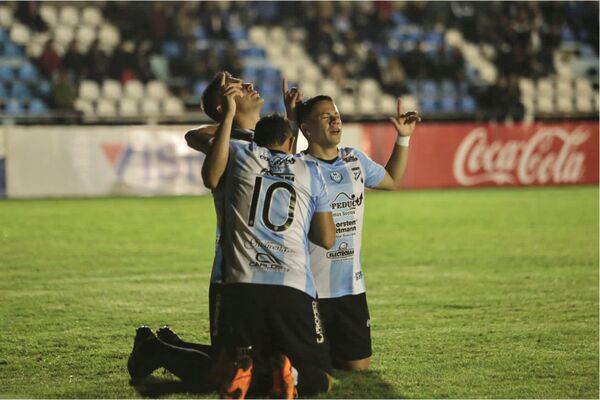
[5,125,209,198]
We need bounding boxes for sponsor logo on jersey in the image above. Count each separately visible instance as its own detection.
[326,241,355,259]
[260,168,295,181]
[329,171,343,183]
[311,301,325,344]
[335,219,357,235]
[331,192,363,210]
[351,167,363,182]
[250,252,289,272]
[366,318,371,328]
[354,271,363,281]
[243,238,294,254]
[342,154,358,163]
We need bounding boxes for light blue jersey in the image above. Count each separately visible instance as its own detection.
[220,141,330,298]
[210,130,254,284]
[302,148,385,298]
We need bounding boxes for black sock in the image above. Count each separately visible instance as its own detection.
[158,341,212,385]
[295,364,330,396]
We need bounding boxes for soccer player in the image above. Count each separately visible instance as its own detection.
[294,93,421,372]
[127,71,263,389]
[202,75,336,398]
[183,71,264,354]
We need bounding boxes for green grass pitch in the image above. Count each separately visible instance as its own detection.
[0,186,598,398]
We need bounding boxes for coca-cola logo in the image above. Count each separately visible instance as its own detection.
[453,127,590,186]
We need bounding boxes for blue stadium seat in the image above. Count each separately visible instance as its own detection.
[5,99,24,115]
[419,98,438,113]
[230,27,247,41]
[3,42,24,57]
[17,62,39,82]
[0,82,6,99]
[161,41,183,59]
[440,96,457,112]
[440,80,457,96]
[193,26,206,40]
[0,66,14,81]
[392,12,410,25]
[421,80,439,99]
[194,80,209,96]
[10,82,31,99]
[38,80,52,98]
[239,47,266,58]
[28,98,49,115]
[459,95,477,112]
[0,28,7,42]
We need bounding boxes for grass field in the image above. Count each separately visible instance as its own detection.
[0,186,598,398]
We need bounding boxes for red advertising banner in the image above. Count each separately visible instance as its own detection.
[361,121,599,189]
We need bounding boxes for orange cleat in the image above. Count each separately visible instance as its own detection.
[269,354,297,399]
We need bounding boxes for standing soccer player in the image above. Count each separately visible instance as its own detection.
[202,76,336,398]
[293,93,421,371]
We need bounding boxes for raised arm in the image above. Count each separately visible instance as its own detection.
[309,211,336,249]
[375,98,421,190]
[282,77,304,153]
[201,76,243,189]
[185,124,218,154]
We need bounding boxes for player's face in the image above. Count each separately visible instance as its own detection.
[225,74,264,111]
[303,100,342,148]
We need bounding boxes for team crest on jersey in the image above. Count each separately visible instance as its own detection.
[330,171,343,183]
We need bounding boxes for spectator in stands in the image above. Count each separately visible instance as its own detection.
[222,43,243,78]
[134,41,155,82]
[329,62,348,86]
[362,49,382,82]
[86,39,110,83]
[62,40,86,82]
[15,1,47,32]
[51,69,77,110]
[109,41,137,84]
[477,74,524,122]
[174,2,196,40]
[38,39,61,79]
[199,2,230,40]
[381,57,409,96]
[147,2,173,43]
[401,41,429,79]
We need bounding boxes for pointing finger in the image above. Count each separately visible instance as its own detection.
[282,77,288,95]
[396,97,403,118]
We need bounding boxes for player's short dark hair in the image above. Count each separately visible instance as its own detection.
[296,95,334,125]
[201,71,228,122]
[254,114,293,147]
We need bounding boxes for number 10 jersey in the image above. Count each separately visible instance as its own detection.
[220,141,331,298]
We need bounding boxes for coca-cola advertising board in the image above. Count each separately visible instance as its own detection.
[362,121,599,188]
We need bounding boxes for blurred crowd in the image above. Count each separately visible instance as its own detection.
[10,1,600,118]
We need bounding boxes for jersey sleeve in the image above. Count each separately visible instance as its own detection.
[308,162,331,213]
[229,139,251,156]
[355,149,386,188]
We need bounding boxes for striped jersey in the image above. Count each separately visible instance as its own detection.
[210,129,254,284]
[301,148,385,298]
[220,141,331,298]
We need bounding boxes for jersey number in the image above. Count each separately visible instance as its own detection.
[248,177,296,232]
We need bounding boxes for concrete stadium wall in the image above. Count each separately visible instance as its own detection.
[0,121,597,199]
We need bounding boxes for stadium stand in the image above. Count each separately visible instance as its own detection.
[0,1,597,123]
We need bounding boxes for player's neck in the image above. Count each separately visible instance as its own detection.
[306,143,338,160]
[233,112,260,131]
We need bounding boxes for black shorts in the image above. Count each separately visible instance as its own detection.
[209,282,224,348]
[218,283,332,374]
[318,293,372,362]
